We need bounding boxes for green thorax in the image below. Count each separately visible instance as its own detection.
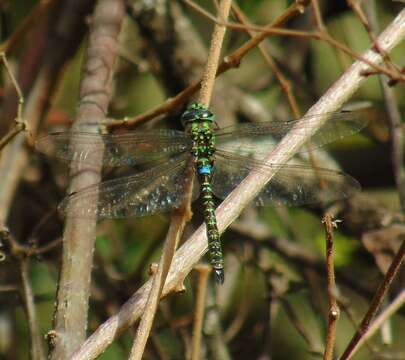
[181,103,216,170]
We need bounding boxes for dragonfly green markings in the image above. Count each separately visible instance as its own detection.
[36,103,367,284]
[181,103,224,283]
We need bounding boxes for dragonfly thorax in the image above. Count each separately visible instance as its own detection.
[190,122,216,159]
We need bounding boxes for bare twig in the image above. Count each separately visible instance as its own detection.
[363,1,405,212]
[223,267,250,342]
[381,69,405,214]
[204,282,231,360]
[70,9,405,360]
[197,0,232,106]
[0,122,26,152]
[340,240,405,360]
[347,0,370,33]
[19,259,46,360]
[0,0,95,225]
[232,222,373,298]
[129,164,194,360]
[230,4,301,118]
[0,52,26,152]
[350,289,405,356]
[185,0,404,82]
[49,1,125,359]
[1,223,60,258]
[107,1,403,131]
[322,214,340,360]
[347,0,398,74]
[0,0,56,55]
[338,299,375,354]
[184,0,315,38]
[230,3,328,173]
[0,228,45,360]
[103,0,309,128]
[191,265,211,360]
[310,0,326,31]
[281,298,322,354]
[129,2,232,357]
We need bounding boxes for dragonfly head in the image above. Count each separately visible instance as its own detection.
[181,103,214,126]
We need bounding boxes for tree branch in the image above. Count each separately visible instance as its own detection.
[49,1,125,359]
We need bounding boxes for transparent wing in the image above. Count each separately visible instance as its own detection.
[215,111,367,158]
[212,150,360,206]
[36,129,192,167]
[59,154,199,219]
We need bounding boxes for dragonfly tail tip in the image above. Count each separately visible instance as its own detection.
[214,269,225,285]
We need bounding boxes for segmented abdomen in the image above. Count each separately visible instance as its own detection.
[200,173,224,284]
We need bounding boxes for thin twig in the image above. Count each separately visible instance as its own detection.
[128,163,194,360]
[0,228,46,359]
[230,3,328,174]
[310,0,326,31]
[102,0,309,128]
[339,240,405,360]
[338,299,375,354]
[184,0,315,37]
[322,214,340,360]
[223,268,250,342]
[106,0,402,130]
[315,31,403,82]
[281,298,322,354]
[191,265,211,360]
[347,0,398,74]
[0,122,25,152]
[197,0,233,106]
[0,52,26,152]
[0,53,24,122]
[30,237,62,255]
[230,4,301,118]
[363,1,405,212]
[382,68,405,213]
[0,0,95,226]
[350,289,405,357]
[184,0,404,82]
[70,9,405,360]
[129,1,232,356]
[19,259,46,360]
[204,282,231,360]
[0,0,56,54]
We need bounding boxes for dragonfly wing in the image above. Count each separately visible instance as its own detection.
[215,111,367,159]
[36,130,192,167]
[212,150,360,206]
[59,154,199,219]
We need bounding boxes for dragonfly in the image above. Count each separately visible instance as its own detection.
[36,103,366,284]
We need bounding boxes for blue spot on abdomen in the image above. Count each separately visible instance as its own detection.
[198,165,212,175]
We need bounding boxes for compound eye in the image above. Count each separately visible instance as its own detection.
[181,110,195,124]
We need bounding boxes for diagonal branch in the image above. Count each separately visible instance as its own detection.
[339,239,405,360]
[71,8,405,360]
